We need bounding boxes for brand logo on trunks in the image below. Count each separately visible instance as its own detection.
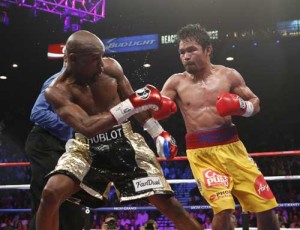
[135,86,151,100]
[203,169,229,188]
[133,176,163,192]
[254,175,274,199]
[209,190,232,202]
[88,128,123,144]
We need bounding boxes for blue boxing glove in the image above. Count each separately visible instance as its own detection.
[143,118,178,160]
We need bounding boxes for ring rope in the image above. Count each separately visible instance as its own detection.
[1,175,300,190]
[157,150,300,161]
[1,202,299,213]
[0,162,30,167]
[1,150,300,167]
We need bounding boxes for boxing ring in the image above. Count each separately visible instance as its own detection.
[1,150,300,230]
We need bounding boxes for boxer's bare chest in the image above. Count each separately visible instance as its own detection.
[177,73,230,109]
[71,75,119,114]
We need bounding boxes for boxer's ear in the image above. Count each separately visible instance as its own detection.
[69,53,76,62]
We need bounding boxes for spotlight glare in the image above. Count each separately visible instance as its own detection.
[226,57,234,61]
[12,63,18,68]
[0,76,7,80]
[143,63,151,68]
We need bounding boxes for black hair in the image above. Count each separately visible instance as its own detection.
[105,213,117,220]
[144,219,157,230]
[105,213,118,230]
[145,223,155,230]
[176,23,212,50]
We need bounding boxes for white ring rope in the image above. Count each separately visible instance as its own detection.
[1,175,300,190]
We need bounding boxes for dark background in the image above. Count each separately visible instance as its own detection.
[1,0,300,153]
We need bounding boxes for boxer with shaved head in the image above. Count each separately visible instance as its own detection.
[35,30,202,230]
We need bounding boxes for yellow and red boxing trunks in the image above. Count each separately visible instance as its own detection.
[186,125,278,214]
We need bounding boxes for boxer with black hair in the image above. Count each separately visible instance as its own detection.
[159,24,279,230]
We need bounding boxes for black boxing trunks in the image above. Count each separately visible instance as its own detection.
[48,121,173,206]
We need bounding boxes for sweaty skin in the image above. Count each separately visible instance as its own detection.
[161,38,260,133]
[38,31,203,230]
[161,25,279,229]
[46,56,145,138]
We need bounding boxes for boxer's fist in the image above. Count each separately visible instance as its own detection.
[152,96,177,120]
[129,84,162,111]
[143,118,178,160]
[216,93,254,117]
[110,85,162,124]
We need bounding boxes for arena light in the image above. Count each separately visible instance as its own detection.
[226,57,234,61]
[0,76,7,80]
[143,63,151,68]
[2,0,106,31]
[0,10,9,25]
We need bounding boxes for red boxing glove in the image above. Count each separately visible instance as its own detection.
[110,84,162,124]
[129,84,161,110]
[152,96,177,120]
[216,93,254,117]
[143,118,178,160]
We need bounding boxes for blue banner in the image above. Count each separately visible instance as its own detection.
[103,34,159,54]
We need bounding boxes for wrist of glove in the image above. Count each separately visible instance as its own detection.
[241,100,254,117]
[110,99,155,124]
[109,99,134,124]
[216,93,254,117]
[143,118,177,160]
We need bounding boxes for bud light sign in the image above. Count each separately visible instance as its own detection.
[103,34,159,54]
